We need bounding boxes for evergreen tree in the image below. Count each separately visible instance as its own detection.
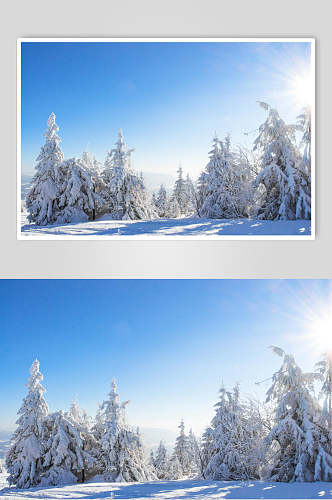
[58,158,103,223]
[173,165,189,215]
[204,384,261,481]
[67,398,83,425]
[92,156,102,176]
[155,185,169,218]
[26,113,64,225]
[265,346,332,482]
[82,150,107,219]
[296,106,311,219]
[148,450,156,470]
[97,379,152,482]
[200,426,214,477]
[198,135,249,219]
[102,131,153,220]
[188,429,201,475]
[154,441,169,479]
[174,420,191,477]
[42,411,95,485]
[167,195,181,218]
[67,398,91,431]
[185,174,198,216]
[6,360,49,488]
[167,453,182,480]
[253,102,302,220]
[316,353,332,430]
[81,147,94,171]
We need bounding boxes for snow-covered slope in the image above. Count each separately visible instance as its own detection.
[1,479,332,499]
[20,214,311,238]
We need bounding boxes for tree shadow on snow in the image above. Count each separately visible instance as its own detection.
[21,217,311,237]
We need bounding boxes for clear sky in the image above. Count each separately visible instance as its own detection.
[21,41,312,178]
[1,279,330,434]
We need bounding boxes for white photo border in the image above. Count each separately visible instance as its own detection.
[17,37,316,241]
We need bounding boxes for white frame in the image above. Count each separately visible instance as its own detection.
[17,37,315,241]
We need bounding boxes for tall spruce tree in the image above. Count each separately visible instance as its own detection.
[200,426,214,478]
[155,184,169,218]
[188,429,201,475]
[26,113,65,225]
[296,106,311,219]
[198,135,249,219]
[265,346,332,482]
[253,102,302,220]
[316,353,332,431]
[6,360,49,488]
[154,441,169,479]
[102,131,153,220]
[97,379,152,482]
[173,166,189,216]
[174,420,191,477]
[204,384,261,481]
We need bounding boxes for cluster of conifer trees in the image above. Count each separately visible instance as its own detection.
[6,347,331,489]
[25,102,311,226]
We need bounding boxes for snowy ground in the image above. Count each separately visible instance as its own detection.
[1,477,332,499]
[20,214,312,238]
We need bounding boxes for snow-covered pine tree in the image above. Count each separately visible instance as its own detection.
[185,174,198,216]
[265,346,332,482]
[155,184,169,218]
[188,429,201,476]
[174,420,191,477]
[82,149,106,220]
[26,113,64,225]
[316,352,332,431]
[97,379,152,482]
[198,134,249,219]
[58,157,104,223]
[42,410,96,485]
[154,441,169,479]
[167,195,181,218]
[295,106,311,219]
[6,360,49,488]
[92,156,102,176]
[253,102,302,220]
[204,384,261,481]
[67,398,92,431]
[81,147,94,172]
[148,450,156,470]
[167,453,183,480]
[102,131,153,220]
[67,398,83,426]
[173,165,189,216]
[200,426,214,477]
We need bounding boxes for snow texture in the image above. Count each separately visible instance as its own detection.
[21,213,311,237]
[1,478,332,499]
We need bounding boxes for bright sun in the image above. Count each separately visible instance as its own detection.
[306,311,332,354]
[288,72,314,108]
[299,290,332,355]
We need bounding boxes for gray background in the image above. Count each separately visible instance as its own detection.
[0,0,330,278]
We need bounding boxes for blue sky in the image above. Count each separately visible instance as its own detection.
[21,41,312,178]
[1,279,330,433]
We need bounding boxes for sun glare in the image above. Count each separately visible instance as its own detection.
[288,71,314,108]
[306,310,332,354]
[297,288,332,355]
